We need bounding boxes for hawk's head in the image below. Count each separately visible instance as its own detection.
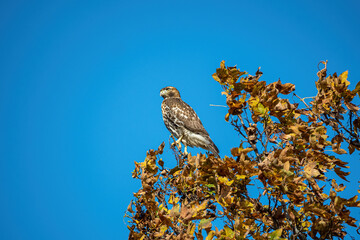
[160,86,181,99]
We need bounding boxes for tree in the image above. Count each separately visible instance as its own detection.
[126,61,360,239]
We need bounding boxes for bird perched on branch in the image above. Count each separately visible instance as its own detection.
[160,86,219,157]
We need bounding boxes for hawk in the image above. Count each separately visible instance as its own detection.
[160,86,220,157]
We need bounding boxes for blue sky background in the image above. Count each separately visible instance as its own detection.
[1,0,360,239]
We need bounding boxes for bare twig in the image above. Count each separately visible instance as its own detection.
[210,104,228,108]
[293,93,312,109]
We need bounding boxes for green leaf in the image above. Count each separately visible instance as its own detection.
[224,225,234,238]
[269,228,283,240]
[198,218,213,230]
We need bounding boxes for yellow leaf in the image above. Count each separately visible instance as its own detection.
[242,148,254,154]
[154,225,168,237]
[187,222,196,235]
[197,200,209,212]
[339,70,350,86]
[218,176,234,186]
[169,195,179,205]
[225,112,230,121]
[236,175,247,180]
[205,231,215,240]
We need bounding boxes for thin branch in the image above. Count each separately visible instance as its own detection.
[238,114,261,161]
[293,93,313,111]
[210,104,228,108]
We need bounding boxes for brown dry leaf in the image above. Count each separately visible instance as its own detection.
[304,162,321,178]
[180,206,195,222]
[278,82,296,95]
[331,179,346,192]
[334,167,350,181]
[348,144,355,155]
[284,161,290,171]
[333,148,347,155]
[344,101,360,111]
[231,147,254,156]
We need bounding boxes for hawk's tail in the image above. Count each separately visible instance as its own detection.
[208,140,220,158]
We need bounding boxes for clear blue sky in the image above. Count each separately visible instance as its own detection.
[1,0,360,239]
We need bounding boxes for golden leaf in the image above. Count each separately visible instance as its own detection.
[220,60,225,69]
[236,175,247,180]
[218,176,234,186]
[127,201,134,213]
[339,70,349,86]
[154,225,168,237]
[205,231,215,240]
[331,179,346,192]
[225,112,230,121]
[197,200,209,212]
[212,73,221,83]
[187,222,196,235]
[284,161,290,171]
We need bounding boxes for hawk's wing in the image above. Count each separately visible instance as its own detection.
[162,98,209,136]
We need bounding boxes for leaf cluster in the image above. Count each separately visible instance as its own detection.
[126,61,360,240]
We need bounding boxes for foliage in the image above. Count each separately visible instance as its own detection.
[126,61,360,239]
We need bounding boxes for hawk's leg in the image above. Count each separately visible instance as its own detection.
[183,144,188,155]
[171,135,183,150]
